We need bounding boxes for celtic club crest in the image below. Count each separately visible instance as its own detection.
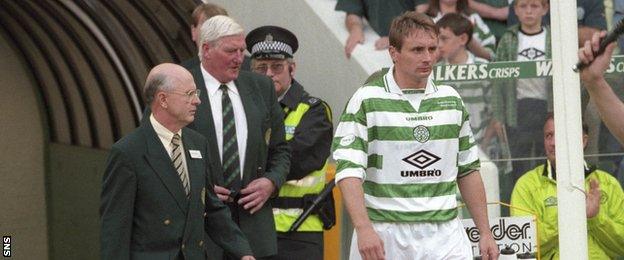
[413,125,430,143]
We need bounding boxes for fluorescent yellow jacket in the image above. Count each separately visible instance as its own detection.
[511,162,624,259]
[273,81,333,232]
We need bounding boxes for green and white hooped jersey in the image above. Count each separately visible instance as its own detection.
[332,67,480,223]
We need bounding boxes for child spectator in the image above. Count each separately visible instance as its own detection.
[426,0,497,60]
[436,13,493,147]
[507,0,606,46]
[491,0,551,185]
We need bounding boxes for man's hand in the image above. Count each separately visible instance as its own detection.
[239,177,275,214]
[579,31,617,84]
[356,225,385,260]
[214,185,232,202]
[479,233,500,260]
[346,29,365,58]
[241,256,255,260]
[586,179,601,218]
[374,37,389,50]
[481,119,504,150]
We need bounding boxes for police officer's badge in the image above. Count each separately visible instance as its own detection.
[413,125,430,143]
[265,33,274,44]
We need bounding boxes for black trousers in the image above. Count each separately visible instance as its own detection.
[275,232,323,260]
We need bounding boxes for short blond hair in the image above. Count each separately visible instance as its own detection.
[514,0,549,7]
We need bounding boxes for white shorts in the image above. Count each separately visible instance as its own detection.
[349,218,472,260]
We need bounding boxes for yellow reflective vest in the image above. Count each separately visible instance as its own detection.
[273,99,331,232]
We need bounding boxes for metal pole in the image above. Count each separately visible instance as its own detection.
[550,0,588,259]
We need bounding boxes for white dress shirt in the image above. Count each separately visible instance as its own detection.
[201,66,248,178]
[150,114,190,184]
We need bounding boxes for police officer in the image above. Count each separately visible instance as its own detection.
[246,26,333,260]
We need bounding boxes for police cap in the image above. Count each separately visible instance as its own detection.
[246,25,298,60]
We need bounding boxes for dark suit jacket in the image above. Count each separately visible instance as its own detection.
[100,119,252,260]
[184,63,291,258]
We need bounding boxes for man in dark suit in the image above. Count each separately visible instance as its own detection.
[100,63,255,260]
[184,15,291,259]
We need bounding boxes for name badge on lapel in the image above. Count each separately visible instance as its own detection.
[189,150,202,159]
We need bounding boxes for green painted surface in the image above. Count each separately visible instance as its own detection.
[47,143,108,260]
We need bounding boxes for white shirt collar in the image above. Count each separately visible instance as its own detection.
[200,65,240,97]
[150,114,181,145]
[384,65,438,95]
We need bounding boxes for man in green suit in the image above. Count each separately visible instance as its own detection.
[100,63,255,260]
[184,16,291,259]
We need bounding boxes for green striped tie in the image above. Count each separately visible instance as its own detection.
[220,85,241,190]
[171,134,190,197]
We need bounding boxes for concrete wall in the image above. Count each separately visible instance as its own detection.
[0,30,49,259]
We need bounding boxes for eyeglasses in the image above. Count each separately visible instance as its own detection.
[252,62,286,75]
[168,89,201,101]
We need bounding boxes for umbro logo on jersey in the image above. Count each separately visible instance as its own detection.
[406,115,433,121]
[402,150,440,169]
[518,47,546,60]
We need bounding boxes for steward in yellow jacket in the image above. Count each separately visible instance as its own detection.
[511,114,624,259]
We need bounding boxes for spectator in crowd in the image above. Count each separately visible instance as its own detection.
[491,0,551,185]
[182,3,251,71]
[333,11,498,260]
[436,13,493,148]
[507,0,607,46]
[335,0,427,58]
[511,113,624,259]
[190,3,228,48]
[100,63,255,260]
[183,3,228,68]
[426,0,497,60]
[246,25,334,260]
[467,0,513,41]
[186,15,291,259]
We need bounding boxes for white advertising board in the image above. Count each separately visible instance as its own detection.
[462,216,537,256]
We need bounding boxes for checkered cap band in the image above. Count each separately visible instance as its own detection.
[251,40,293,57]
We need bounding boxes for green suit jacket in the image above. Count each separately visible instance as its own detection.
[185,63,291,258]
[100,119,252,260]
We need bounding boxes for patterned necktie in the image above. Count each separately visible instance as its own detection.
[171,133,190,197]
[220,85,242,190]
